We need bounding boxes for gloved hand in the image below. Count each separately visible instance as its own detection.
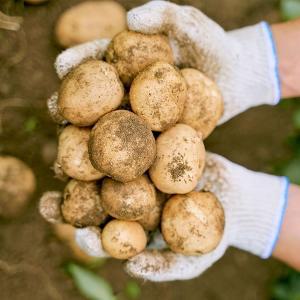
[127,0,281,124]
[124,153,289,281]
[72,153,289,282]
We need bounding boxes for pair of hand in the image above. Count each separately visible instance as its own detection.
[53,1,288,282]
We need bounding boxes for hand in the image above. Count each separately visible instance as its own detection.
[124,153,289,281]
[127,1,281,124]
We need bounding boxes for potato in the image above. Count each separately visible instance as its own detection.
[138,190,167,231]
[58,60,124,126]
[102,220,147,259]
[130,62,187,131]
[89,110,156,182]
[149,124,205,194]
[179,69,223,139]
[61,179,107,227]
[162,192,225,255]
[101,175,156,221]
[106,31,174,85]
[57,125,104,181]
[0,156,36,218]
[55,1,126,48]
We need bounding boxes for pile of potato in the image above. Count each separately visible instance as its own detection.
[40,30,225,260]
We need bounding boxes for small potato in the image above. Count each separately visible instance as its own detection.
[106,31,174,85]
[0,156,36,218]
[102,220,147,259]
[180,69,223,139]
[58,60,124,126]
[55,1,126,48]
[138,190,167,231]
[89,110,156,182]
[162,192,225,255]
[101,175,156,221]
[61,179,107,227]
[149,124,205,194]
[130,62,187,131]
[57,125,104,181]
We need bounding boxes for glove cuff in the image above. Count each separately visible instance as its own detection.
[229,170,289,259]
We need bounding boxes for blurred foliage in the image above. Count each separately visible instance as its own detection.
[272,269,300,300]
[280,0,300,20]
[24,116,38,133]
[66,263,116,300]
[66,262,141,300]
[124,281,141,300]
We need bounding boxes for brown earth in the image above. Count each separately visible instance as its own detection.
[0,0,294,299]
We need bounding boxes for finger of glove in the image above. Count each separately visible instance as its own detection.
[128,1,226,73]
[125,249,217,281]
[55,38,110,79]
[75,227,109,258]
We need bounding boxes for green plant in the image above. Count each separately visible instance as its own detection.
[280,0,300,20]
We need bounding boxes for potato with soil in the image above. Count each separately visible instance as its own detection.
[102,220,147,259]
[58,60,124,126]
[56,125,104,181]
[61,179,107,227]
[138,190,167,231]
[101,175,156,221]
[162,191,225,255]
[89,110,156,182]
[179,69,224,139]
[0,156,36,218]
[106,31,174,85]
[55,1,126,48]
[130,62,187,131]
[149,124,205,194]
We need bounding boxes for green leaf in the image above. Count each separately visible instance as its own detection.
[293,109,300,130]
[66,263,116,300]
[124,281,141,300]
[24,116,38,133]
[281,0,300,20]
[281,156,300,184]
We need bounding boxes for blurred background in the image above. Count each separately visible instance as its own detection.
[0,0,300,299]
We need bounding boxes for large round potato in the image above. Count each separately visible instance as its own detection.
[179,68,223,139]
[89,110,156,182]
[61,180,107,227]
[162,192,225,255]
[149,124,205,194]
[57,125,105,181]
[102,220,147,259]
[58,60,124,126]
[130,62,187,131]
[106,31,174,85]
[0,156,36,218]
[55,1,126,48]
[101,175,156,221]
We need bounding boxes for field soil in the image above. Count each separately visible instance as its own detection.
[0,0,294,299]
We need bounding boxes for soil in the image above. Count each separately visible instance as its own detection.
[0,0,294,299]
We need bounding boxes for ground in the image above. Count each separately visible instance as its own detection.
[0,0,294,299]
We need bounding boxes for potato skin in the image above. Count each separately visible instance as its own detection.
[130,62,187,131]
[162,192,225,255]
[89,110,156,183]
[106,31,174,85]
[138,190,167,231]
[180,69,223,139]
[55,1,126,48]
[61,180,107,227]
[101,175,156,221]
[58,60,124,126]
[102,220,147,259]
[57,125,105,181]
[149,124,205,194]
[0,156,36,218]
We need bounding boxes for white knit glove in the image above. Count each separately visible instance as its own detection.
[127,0,281,124]
[124,153,289,281]
[72,153,289,282]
